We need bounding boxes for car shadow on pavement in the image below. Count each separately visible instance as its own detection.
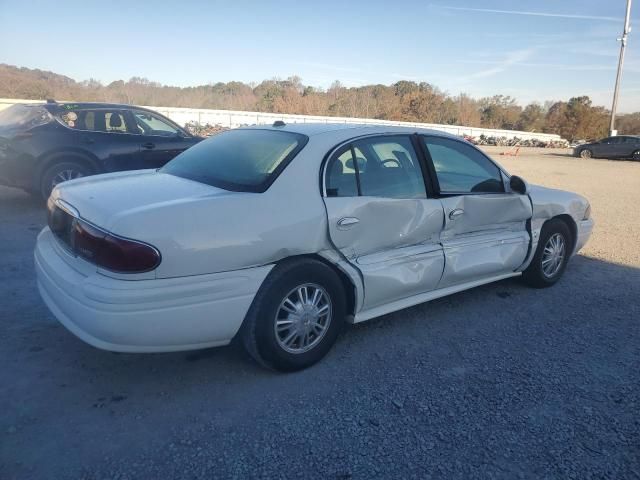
[542,152,575,158]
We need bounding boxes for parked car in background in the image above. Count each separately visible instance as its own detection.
[0,101,201,200]
[35,123,593,371]
[574,135,640,160]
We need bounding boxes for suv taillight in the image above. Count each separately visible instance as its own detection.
[72,219,161,273]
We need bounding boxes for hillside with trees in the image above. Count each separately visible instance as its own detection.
[2,64,638,140]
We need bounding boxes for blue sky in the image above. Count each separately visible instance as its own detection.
[1,0,639,111]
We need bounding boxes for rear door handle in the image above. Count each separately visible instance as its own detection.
[142,142,155,149]
[337,217,360,228]
[449,208,465,220]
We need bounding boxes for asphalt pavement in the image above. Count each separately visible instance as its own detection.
[1,150,638,479]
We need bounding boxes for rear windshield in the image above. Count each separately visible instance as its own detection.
[162,129,308,192]
[0,104,51,132]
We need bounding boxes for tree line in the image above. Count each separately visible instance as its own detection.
[2,64,639,140]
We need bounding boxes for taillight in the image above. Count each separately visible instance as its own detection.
[73,219,161,273]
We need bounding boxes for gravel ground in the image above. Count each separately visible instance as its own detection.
[1,149,639,480]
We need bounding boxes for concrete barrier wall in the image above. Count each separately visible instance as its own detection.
[0,98,563,141]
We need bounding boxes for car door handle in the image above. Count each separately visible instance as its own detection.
[449,209,465,220]
[142,142,155,149]
[337,217,360,228]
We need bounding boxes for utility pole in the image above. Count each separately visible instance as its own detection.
[610,0,633,136]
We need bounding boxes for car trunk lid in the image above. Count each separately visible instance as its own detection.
[50,169,236,232]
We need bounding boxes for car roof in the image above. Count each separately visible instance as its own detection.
[244,122,460,140]
[45,102,156,112]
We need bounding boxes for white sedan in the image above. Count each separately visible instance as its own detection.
[35,124,594,371]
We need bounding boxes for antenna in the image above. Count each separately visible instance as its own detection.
[610,0,633,136]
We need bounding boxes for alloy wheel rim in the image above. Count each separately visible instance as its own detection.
[274,283,332,354]
[52,169,83,188]
[541,233,566,278]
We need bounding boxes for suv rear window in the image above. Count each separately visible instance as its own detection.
[162,129,308,192]
[0,104,51,133]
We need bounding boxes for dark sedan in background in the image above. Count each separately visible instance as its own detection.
[574,135,640,161]
[0,101,201,200]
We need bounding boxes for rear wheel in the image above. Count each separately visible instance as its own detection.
[632,150,640,161]
[40,161,92,200]
[241,259,346,371]
[580,149,593,159]
[522,219,572,288]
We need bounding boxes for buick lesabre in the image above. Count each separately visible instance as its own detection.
[35,123,594,371]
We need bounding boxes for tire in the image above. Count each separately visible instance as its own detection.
[632,150,640,161]
[40,161,93,201]
[522,218,572,288]
[241,258,346,372]
[580,149,593,159]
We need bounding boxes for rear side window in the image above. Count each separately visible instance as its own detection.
[58,109,99,130]
[162,129,308,193]
[0,105,51,132]
[422,136,504,194]
[83,111,95,130]
[57,109,131,133]
[326,148,359,197]
[326,135,426,199]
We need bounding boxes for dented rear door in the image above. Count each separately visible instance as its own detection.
[323,135,445,310]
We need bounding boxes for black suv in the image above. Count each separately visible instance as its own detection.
[0,101,202,199]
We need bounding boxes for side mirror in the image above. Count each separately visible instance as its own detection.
[509,175,529,195]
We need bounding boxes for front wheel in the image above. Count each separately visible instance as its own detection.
[632,150,640,161]
[241,259,346,371]
[522,219,572,288]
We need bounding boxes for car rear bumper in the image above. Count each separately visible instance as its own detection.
[35,228,273,352]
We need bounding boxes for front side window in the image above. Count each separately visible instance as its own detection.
[423,136,504,194]
[133,111,180,136]
[162,129,307,192]
[326,136,426,199]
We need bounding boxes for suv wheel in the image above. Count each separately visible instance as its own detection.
[40,161,92,200]
[241,259,346,371]
[632,150,640,161]
[522,219,572,288]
